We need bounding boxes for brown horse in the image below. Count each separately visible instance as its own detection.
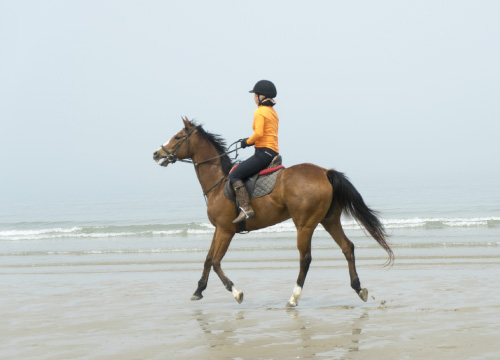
[153,118,393,307]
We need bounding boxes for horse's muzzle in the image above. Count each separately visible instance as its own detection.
[153,151,174,167]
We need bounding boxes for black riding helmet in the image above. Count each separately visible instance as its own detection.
[249,80,277,99]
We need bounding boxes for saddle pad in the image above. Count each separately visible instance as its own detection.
[224,168,283,200]
[252,168,282,198]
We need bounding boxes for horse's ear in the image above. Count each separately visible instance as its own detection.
[182,116,192,130]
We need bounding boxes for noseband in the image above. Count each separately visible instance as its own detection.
[161,125,199,164]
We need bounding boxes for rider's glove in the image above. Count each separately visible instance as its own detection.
[240,138,250,148]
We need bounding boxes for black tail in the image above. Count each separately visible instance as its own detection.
[327,169,394,264]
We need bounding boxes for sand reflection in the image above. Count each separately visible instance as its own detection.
[286,308,369,357]
[191,306,370,358]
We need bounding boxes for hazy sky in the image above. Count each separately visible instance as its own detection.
[1,1,499,211]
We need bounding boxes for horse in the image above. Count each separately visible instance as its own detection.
[153,117,393,307]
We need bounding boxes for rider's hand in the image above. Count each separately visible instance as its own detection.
[240,138,250,148]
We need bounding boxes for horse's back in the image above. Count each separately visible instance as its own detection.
[274,163,334,218]
[279,163,331,188]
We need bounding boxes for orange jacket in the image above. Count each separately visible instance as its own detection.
[247,106,279,153]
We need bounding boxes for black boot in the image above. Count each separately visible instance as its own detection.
[232,180,255,224]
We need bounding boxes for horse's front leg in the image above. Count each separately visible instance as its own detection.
[191,229,218,301]
[211,229,243,303]
[191,228,242,303]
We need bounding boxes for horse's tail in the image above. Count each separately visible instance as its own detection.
[327,169,394,264]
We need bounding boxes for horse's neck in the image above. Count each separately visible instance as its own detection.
[192,147,226,196]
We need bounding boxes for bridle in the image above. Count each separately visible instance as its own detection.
[159,126,243,201]
[160,125,199,165]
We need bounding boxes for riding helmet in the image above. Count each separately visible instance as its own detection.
[249,80,277,98]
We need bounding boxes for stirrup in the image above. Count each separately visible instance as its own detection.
[239,207,251,218]
[232,207,255,224]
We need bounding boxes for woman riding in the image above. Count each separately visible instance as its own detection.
[229,80,280,224]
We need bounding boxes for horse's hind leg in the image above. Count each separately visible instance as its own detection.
[321,215,368,302]
[286,226,314,307]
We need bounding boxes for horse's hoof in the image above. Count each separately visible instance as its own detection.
[286,300,298,308]
[191,294,203,301]
[358,288,368,302]
[234,291,244,304]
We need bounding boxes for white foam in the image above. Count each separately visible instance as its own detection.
[0,227,82,237]
[1,216,498,241]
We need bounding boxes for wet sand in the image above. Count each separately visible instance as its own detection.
[1,262,499,360]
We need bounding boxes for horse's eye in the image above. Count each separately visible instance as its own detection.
[174,136,180,140]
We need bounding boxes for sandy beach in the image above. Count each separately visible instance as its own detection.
[3,0,500,358]
[2,260,499,360]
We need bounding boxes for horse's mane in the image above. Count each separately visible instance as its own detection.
[191,121,234,174]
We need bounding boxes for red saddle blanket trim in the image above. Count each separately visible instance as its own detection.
[229,164,285,176]
[259,165,284,176]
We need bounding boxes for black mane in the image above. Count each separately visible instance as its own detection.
[191,121,234,174]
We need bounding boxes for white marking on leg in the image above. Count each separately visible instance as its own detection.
[232,285,244,304]
[287,284,302,307]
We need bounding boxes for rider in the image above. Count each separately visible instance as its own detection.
[229,80,279,224]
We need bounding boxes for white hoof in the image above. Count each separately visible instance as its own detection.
[232,286,244,304]
[358,288,368,302]
[191,294,202,301]
[286,284,302,308]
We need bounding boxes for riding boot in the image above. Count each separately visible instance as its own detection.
[232,180,255,224]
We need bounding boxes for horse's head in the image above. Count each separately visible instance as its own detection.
[153,117,198,167]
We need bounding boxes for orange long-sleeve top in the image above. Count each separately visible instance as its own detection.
[246,105,279,153]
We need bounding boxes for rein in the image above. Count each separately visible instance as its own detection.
[160,127,243,200]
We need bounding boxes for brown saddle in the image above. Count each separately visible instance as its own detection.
[224,155,284,201]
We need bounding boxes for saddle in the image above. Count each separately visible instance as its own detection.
[224,155,284,201]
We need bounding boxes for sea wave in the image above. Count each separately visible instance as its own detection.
[379,217,500,230]
[1,217,499,241]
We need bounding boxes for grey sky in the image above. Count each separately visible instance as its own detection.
[1,1,499,210]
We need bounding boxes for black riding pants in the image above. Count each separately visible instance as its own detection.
[229,147,278,184]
